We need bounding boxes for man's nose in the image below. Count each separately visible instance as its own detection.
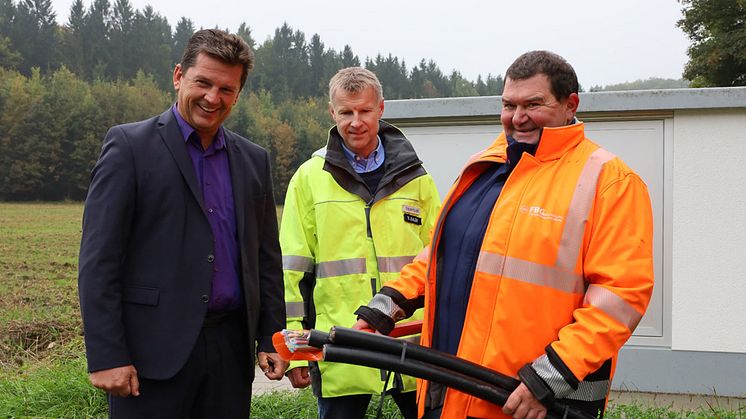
[512,106,529,124]
[204,88,220,104]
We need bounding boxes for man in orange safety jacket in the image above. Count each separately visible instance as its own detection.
[354,51,654,419]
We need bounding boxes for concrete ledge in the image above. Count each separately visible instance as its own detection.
[383,87,746,121]
[614,346,746,397]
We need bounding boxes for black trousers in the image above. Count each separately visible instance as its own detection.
[108,313,252,419]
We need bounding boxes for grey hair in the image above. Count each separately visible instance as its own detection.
[328,67,383,104]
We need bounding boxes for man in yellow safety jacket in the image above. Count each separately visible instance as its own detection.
[355,51,654,419]
[281,67,440,419]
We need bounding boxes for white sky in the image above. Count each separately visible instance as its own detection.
[48,0,691,88]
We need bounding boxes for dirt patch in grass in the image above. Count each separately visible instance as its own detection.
[0,318,82,368]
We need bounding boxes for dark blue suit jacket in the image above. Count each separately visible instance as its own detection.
[78,108,285,380]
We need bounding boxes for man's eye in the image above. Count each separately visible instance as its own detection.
[503,103,516,110]
[527,103,540,110]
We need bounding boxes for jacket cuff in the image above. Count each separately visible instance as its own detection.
[518,364,555,408]
[379,286,423,319]
[530,349,579,399]
[354,306,395,335]
[256,336,276,353]
[285,359,309,375]
[85,345,132,374]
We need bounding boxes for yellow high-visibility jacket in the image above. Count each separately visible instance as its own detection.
[281,121,441,397]
[366,122,654,418]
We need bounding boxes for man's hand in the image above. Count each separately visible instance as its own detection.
[502,383,547,419]
[89,365,140,397]
[352,319,372,331]
[258,351,288,380]
[286,366,311,388]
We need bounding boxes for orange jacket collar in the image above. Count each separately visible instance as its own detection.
[480,122,586,164]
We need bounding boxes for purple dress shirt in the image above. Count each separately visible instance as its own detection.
[172,105,242,311]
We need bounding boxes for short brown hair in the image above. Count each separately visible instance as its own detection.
[328,67,383,104]
[506,50,579,100]
[180,29,254,90]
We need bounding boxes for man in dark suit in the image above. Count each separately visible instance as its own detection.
[78,28,287,418]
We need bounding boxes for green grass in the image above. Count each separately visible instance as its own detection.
[3,356,743,419]
[0,202,83,372]
[251,388,406,419]
[0,202,744,418]
[0,339,107,419]
[0,336,403,419]
[606,403,745,418]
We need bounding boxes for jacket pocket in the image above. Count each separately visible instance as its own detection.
[122,286,160,306]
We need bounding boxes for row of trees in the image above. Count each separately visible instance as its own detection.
[589,77,690,92]
[0,67,168,200]
[0,0,508,201]
[3,0,743,100]
[0,66,334,201]
[0,0,506,101]
[1,0,180,90]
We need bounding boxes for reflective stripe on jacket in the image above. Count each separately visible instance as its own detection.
[280,121,441,397]
[379,122,654,418]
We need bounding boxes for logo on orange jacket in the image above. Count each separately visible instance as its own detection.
[519,205,564,222]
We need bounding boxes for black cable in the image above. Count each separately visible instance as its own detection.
[323,344,597,419]
[330,326,520,391]
[326,326,594,419]
[323,344,513,408]
[308,329,330,348]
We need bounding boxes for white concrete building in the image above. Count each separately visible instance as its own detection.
[382,87,746,397]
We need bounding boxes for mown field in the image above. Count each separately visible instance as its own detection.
[0,203,83,369]
[0,202,743,418]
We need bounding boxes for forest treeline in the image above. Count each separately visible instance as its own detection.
[0,0,690,201]
[0,0,507,99]
[0,0,508,201]
[0,66,333,202]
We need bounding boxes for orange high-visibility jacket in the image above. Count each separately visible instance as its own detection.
[376,122,654,418]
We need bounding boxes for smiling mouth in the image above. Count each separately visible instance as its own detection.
[514,127,538,135]
[198,104,218,113]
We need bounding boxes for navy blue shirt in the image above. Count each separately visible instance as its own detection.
[433,138,537,355]
[173,105,242,311]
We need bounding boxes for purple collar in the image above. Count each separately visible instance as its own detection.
[172,104,226,150]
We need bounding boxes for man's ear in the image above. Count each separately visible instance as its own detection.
[173,64,182,90]
[565,92,579,122]
[328,101,336,120]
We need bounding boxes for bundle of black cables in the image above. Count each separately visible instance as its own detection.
[307,326,595,419]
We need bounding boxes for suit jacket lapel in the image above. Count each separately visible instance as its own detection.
[157,109,207,213]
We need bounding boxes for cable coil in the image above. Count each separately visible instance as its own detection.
[318,326,594,419]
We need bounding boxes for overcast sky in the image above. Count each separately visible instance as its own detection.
[48,0,691,88]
